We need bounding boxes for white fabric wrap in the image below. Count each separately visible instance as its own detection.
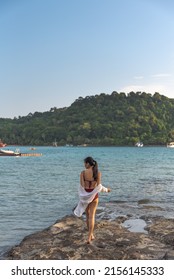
[73,184,108,217]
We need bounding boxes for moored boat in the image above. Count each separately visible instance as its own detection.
[53,139,57,147]
[0,149,21,156]
[0,149,42,157]
[167,142,174,148]
[135,141,143,147]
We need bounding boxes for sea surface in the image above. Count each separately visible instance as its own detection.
[1,146,174,258]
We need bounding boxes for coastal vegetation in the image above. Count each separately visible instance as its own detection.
[1,91,174,146]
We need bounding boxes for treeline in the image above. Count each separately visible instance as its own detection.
[1,91,174,146]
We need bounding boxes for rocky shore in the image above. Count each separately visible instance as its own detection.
[6,214,174,260]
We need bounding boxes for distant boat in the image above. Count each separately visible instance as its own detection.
[135,141,143,147]
[167,142,174,148]
[0,139,7,147]
[0,149,21,157]
[0,148,42,157]
[53,139,57,147]
[65,144,73,147]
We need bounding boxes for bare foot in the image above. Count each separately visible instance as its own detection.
[87,234,95,244]
[91,234,95,240]
[87,235,92,244]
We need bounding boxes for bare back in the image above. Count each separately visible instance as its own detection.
[80,169,101,189]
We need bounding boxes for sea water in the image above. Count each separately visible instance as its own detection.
[0,146,174,257]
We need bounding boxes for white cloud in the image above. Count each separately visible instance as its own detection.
[119,84,166,94]
[133,76,144,80]
[151,73,172,78]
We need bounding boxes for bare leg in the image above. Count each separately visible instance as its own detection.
[87,198,98,244]
[85,205,89,230]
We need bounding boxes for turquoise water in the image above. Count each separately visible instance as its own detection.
[1,146,174,257]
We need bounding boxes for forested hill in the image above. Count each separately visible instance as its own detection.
[1,91,174,146]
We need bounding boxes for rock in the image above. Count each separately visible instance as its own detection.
[6,215,174,260]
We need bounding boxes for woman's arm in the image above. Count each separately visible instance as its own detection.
[80,171,85,188]
[97,171,101,185]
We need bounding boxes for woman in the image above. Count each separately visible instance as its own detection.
[74,156,111,244]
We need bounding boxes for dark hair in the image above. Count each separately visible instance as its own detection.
[84,156,98,180]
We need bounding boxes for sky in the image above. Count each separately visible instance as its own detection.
[0,0,174,118]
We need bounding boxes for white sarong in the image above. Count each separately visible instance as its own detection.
[73,184,108,217]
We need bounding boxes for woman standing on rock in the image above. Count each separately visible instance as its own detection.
[74,156,111,244]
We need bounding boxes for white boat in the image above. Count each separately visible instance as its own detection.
[135,142,143,147]
[0,149,21,156]
[53,139,57,147]
[167,142,174,148]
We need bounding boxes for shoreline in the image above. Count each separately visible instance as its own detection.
[1,197,174,260]
[4,213,174,260]
[4,144,168,147]
[2,198,174,260]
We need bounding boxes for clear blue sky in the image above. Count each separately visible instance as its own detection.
[0,0,174,118]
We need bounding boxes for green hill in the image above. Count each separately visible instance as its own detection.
[1,91,174,146]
